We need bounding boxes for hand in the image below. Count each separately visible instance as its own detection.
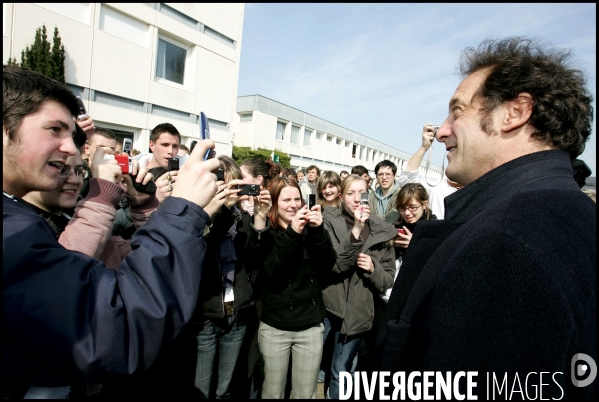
[170,139,220,208]
[305,203,323,227]
[421,124,435,150]
[253,189,272,219]
[290,205,309,234]
[203,181,228,218]
[224,179,244,209]
[91,146,122,185]
[77,115,95,140]
[155,171,178,204]
[356,253,374,273]
[121,169,154,197]
[393,226,413,249]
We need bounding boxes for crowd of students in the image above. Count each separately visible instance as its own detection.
[3,35,596,401]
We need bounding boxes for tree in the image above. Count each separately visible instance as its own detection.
[8,24,66,84]
[232,146,291,168]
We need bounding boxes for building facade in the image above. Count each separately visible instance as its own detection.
[234,94,443,180]
[3,3,245,155]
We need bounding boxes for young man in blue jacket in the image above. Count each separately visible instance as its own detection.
[2,66,221,397]
[373,37,596,400]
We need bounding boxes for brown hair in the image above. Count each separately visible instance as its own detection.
[316,171,342,208]
[240,157,278,188]
[3,65,79,142]
[393,183,431,224]
[267,176,305,229]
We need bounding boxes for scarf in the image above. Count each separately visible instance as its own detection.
[217,209,239,287]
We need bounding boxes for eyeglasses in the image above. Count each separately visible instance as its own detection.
[399,204,422,213]
[58,167,89,180]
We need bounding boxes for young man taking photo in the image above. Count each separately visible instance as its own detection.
[3,66,221,398]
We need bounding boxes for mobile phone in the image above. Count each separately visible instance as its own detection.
[397,228,406,235]
[114,154,132,174]
[199,112,215,160]
[308,194,316,210]
[190,140,198,153]
[360,192,369,206]
[123,138,132,155]
[432,125,441,139]
[76,96,89,121]
[237,184,260,196]
[167,157,180,171]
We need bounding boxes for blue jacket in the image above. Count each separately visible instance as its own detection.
[373,150,596,399]
[3,196,210,390]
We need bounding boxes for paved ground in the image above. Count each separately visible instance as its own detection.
[317,382,325,399]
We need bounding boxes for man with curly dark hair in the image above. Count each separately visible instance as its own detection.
[373,37,595,400]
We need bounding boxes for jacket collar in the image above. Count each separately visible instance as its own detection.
[324,205,397,248]
[374,181,400,201]
[444,150,579,223]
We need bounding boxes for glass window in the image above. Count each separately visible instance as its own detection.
[156,37,187,85]
[240,113,252,122]
[290,125,300,144]
[336,138,342,145]
[345,140,350,147]
[276,121,285,141]
[359,146,364,159]
[304,129,312,146]
[316,131,322,140]
[327,135,333,142]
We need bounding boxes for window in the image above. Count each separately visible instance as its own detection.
[372,150,377,162]
[327,135,333,142]
[276,121,286,141]
[203,25,236,48]
[290,125,300,144]
[240,113,252,122]
[156,36,188,85]
[359,146,364,160]
[304,129,312,147]
[159,3,200,30]
[336,138,342,145]
[345,140,350,147]
[352,144,357,158]
[316,131,322,140]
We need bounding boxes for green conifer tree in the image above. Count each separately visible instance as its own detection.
[9,24,66,83]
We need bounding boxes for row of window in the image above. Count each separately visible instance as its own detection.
[239,112,398,163]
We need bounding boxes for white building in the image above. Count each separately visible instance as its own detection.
[3,3,245,155]
[234,94,443,180]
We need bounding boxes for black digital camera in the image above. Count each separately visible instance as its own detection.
[237,184,260,196]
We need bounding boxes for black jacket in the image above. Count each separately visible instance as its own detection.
[373,150,596,399]
[247,221,337,331]
[193,206,254,319]
[3,196,210,392]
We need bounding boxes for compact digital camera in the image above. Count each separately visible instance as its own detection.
[237,184,260,196]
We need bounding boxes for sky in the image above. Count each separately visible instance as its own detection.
[237,3,597,176]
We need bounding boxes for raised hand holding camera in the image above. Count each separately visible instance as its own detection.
[305,203,323,228]
[93,146,122,185]
[171,139,220,209]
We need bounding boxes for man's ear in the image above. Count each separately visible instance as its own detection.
[149,141,155,152]
[503,93,534,132]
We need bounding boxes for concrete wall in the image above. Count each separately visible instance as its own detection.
[3,3,245,156]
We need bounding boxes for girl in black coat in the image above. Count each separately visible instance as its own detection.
[248,177,336,399]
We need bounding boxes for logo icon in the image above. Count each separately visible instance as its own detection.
[571,353,597,387]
